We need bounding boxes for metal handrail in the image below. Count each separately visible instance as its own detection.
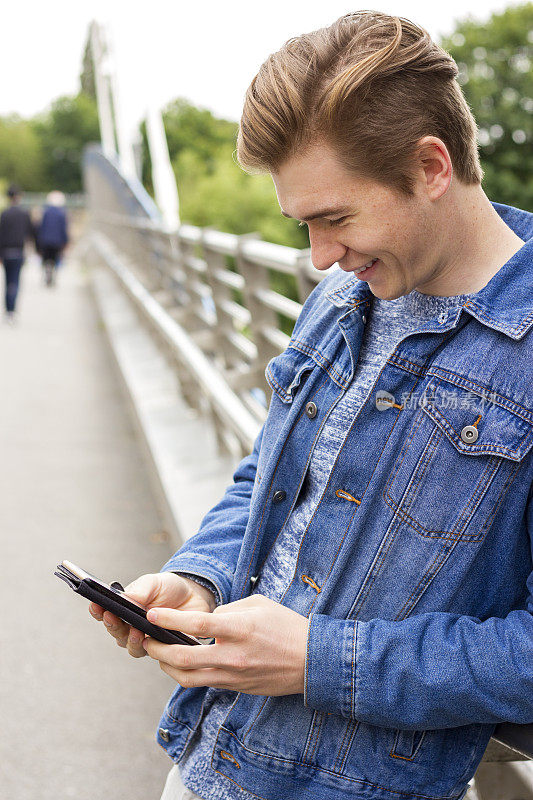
[91,232,261,454]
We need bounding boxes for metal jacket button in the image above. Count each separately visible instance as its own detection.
[305,402,318,418]
[461,425,479,443]
[272,490,286,503]
[159,728,171,742]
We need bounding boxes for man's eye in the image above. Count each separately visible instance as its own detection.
[329,217,348,227]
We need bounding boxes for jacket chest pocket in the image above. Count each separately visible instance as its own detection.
[383,378,533,541]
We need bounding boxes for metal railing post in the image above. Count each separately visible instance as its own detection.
[236,233,277,397]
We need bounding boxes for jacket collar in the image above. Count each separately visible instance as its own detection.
[325,202,533,341]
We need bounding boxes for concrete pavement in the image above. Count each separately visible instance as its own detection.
[0,254,178,799]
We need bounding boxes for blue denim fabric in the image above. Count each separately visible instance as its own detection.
[156,202,533,800]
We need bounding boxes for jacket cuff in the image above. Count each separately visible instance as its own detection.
[304,613,357,719]
[160,552,233,606]
[172,572,223,606]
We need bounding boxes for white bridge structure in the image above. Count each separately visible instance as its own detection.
[84,21,533,800]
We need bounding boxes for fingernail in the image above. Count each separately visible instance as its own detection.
[103,619,112,628]
[147,609,157,622]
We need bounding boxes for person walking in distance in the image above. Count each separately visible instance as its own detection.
[90,11,532,800]
[0,184,35,323]
[38,191,69,287]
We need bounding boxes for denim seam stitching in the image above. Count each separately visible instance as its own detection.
[212,771,268,800]
[383,409,427,501]
[426,366,533,422]
[289,357,415,619]
[303,612,313,709]
[290,339,349,387]
[390,730,427,761]
[475,458,523,540]
[395,532,465,620]
[215,729,459,800]
[350,514,404,617]
[387,353,427,375]
[384,413,495,540]
[301,708,318,763]
[238,376,328,599]
[424,403,531,460]
[338,721,360,773]
[383,412,506,538]
[332,720,352,773]
[241,696,270,741]
[265,366,292,402]
[257,376,333,599]
[395,527,467,621]
[351,619,357,718]
[307,712,325,762]
[464,300,533,337]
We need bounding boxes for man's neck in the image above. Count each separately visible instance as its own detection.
[419,187,525,297]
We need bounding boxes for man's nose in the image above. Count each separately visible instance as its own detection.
[308,229,347,271]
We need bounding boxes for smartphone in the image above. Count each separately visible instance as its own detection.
[55,560,204,646]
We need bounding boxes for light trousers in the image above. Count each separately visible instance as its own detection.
[160,765,203,800]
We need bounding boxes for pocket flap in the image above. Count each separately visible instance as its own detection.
[265,348,315,404]
[421,379,533,461]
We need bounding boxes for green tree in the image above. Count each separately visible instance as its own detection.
[0,115,46,191]
[32,93,100,193]
[141,99,307,249]
[441,2,533,210]
[173,146,306,248]
[141,98,237,191]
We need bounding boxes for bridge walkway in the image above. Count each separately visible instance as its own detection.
[0,253,175,799]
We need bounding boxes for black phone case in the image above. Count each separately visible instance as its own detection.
[55,563,200,646]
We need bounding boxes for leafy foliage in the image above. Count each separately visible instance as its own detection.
[0,94,99,194]
[31,94,100,193]
[441,2,533,211]
[0,115,46,189]
[141,99,308,249]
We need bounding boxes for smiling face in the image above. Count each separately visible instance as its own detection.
[271,140,453,300]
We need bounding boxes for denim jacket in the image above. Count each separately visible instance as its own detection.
[156,202,533,800]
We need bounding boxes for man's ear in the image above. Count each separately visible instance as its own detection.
[415,136,453,200]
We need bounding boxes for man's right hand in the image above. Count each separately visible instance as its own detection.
[89,572,216,659]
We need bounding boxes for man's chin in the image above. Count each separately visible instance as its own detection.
[367,283,407,301]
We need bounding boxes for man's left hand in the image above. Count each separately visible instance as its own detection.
[143,595,309,695]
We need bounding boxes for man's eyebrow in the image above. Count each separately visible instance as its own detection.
[281,206,351,222]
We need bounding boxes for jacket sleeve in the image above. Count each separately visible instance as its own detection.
[160,424,264,606]
[304,490,533,730]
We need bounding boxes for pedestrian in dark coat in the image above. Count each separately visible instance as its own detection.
[0,184,35,322]
[38,191,69,287]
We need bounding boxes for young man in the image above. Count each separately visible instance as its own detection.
[91,11,532,800]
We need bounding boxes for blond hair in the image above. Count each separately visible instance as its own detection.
[237,11,483,195]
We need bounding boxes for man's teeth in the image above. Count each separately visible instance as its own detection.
[354,259,376,274]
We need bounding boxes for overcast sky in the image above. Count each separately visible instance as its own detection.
[2,0,515,129]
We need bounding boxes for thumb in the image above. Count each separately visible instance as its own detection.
[125,572,192,609]
[124,573,162,606]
